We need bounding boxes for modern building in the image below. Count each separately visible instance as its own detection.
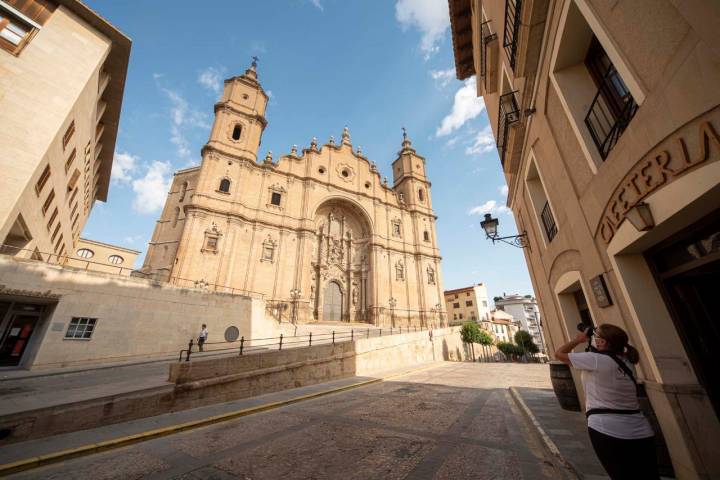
[0,0,130,261]
[444,283,490,323]
[139,62,445,327]
[494,293,544,352]
[449,0,720,477]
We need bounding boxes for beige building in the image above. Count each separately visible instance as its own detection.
[450,0,720,477]
[0,0,130,261]
[66,238,139,275]
[482,309,518,343]
[139,62,445,327]
[444,283,490,323]
[495,293,544,352]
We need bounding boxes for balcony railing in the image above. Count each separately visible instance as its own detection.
[584,64,638,160]
[503,0,522,71]
[480,20,497,79]
[497,91,520,166]
[540,201,557,242]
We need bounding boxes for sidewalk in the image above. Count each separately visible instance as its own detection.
[510,386,610,479]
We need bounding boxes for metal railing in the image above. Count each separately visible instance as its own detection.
[540,201,557,242]
[480,20,497,80]
[584,64,638,160]
[164,276,263,298]
[497,91,520,166]
[503,0,522,71]
[178,325,433,362]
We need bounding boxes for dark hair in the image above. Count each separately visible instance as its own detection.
[597,324,640,364]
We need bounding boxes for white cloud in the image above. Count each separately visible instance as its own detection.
[468,200,512,216]
[152,73,164,80]
[464,124,495,155]
[111,151,138,184]
[436,77,485,137]
[499,184,509,196]
[395,0,450,59]
[430,67,455,88]
[198,67,225,95]
[309,0,323,11]
[159,87,210,159]
[132,161,172,214]
[123,235,144,245]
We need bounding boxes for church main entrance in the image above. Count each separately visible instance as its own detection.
[322,282,343,322]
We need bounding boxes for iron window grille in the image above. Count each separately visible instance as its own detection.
[584,64,638,160]
[503,0,522,71]
[540,201,557,242]
[497,91,521,166]
[480,20,497,79]
[65,317,97,339]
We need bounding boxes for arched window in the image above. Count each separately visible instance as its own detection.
[418,188,425,202]
[179,181,188,202]
[108,255,124,264]
[77,248,94,259]
[173,206,180,227]
[231,124,242,141]
[219,178,231,193]
[423,230,430,242]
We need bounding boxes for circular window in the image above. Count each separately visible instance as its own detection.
[224,326,240,342]
[341,169,349,178]
[108,255,124,264]
[365,181,371,189]
[318,167,326,174]
[77,248,94,259]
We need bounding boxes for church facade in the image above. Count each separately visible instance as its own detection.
[139,63,445,327]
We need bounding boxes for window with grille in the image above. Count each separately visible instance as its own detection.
[0,6,32,54]
[108,255,124,264]
[76,248,93,259]
[65,317,97,339]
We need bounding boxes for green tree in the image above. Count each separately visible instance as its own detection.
[496,341,515,360]
[514,329,539,361]
[460,322,481,361]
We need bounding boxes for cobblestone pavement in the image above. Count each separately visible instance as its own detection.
[8,362,574,480]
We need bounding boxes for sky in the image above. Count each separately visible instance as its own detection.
[83,0,534,301]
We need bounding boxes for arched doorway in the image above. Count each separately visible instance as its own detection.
[323,282,343,322]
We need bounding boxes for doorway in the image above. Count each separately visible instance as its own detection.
[648,210,720,418]
[323,282,343,322]
[0,302,45,367]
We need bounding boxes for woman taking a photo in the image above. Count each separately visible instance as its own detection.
[555,323,659,479]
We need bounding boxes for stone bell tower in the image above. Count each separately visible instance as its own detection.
[391,129,432,209]
[204,58,269,163]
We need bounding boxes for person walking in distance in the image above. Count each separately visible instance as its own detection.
[555,324,659,479]
[198,324,208,352]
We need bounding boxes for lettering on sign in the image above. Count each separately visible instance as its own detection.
[597,119,720,244]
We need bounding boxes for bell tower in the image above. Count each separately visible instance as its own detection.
[204,58,268,162]
[392,129,432,208]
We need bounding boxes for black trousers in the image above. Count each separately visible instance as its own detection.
[588,427,660,480]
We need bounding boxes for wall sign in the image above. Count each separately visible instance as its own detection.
[597,116,720,244]
[590,274,612,308]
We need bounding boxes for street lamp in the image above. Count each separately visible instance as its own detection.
[388,297,397,328]
[290,288,301,336]
[480,213,528,248]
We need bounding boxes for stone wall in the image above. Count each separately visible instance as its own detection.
[0,256,275,369]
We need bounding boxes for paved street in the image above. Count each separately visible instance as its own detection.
[7,362,574,480]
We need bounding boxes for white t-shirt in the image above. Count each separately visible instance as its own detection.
[569,351,654,439]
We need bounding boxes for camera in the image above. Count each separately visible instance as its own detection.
[577,322,594,337]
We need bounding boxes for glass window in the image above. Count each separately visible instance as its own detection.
[108,255,123,264]
[466,301,473,307]
[423,231,430,242]
[65,317,97,339]
[231,124,242,140]
[0,8,32,53]
[76,248,94,259]
[271,192,282,206]
[453,302,460,309]
[35,165,51,196]
[219,178,231,193]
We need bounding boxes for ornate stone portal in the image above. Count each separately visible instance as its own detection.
[312,201,371,322]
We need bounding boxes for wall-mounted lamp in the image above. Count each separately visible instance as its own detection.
[625,202,655,232]
[480,213,528,248]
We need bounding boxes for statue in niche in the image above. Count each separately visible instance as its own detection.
[352,285,358,305]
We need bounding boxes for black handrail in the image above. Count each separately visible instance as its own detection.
[177,325,430,362]
[497,91,521,166]
[503,0,522,71]
[540,201,558,242]
[584,64,638,160]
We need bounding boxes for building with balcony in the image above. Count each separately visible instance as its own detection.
[449,0,720,477]
[480,308,519,343]
[444,283,491,324]
[494,293,544,352]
